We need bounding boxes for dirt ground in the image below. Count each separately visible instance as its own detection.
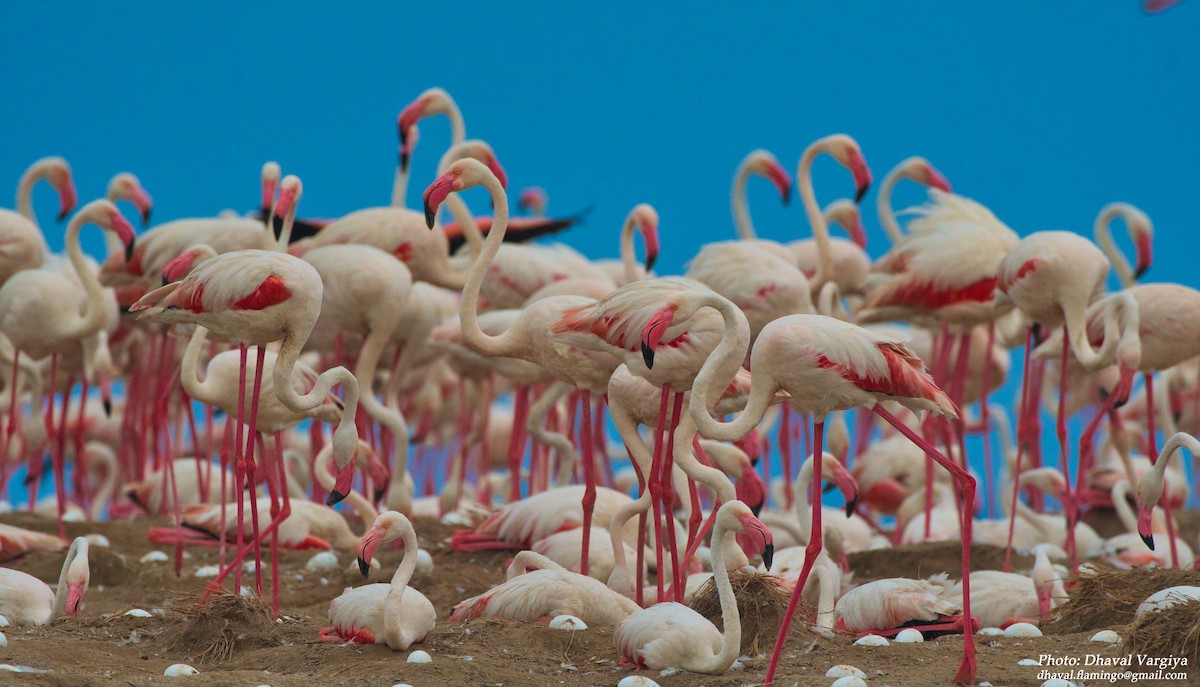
[0,511,1184,687]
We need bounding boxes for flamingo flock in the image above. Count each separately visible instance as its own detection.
[2,85,1199,687]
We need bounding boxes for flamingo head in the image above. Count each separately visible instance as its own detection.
[1137,473,1165,551]
[107,173,154,227]
[64,537,90,616]
[752,151,792,204]
[518,186,548,215]
[124,481,153,513]
[398,87,453,169]
[444,140,508,190]
[827,135,872,203]
[639,304,677,369]
[260,161,281,213]
[631,203,660,273]
[44,158,77,222]
[723,501,773,569]
[823,454,860,517]
[357,511,413,577]
[97,203,137,263]
[1132,214,1154,280]
[824,199,867,249]
[1101,366,1138,408]
[326,423,362,507]
[917,159,952,194]
[273,175,303,218]
[161,244,217,285]
[423,158,496,230]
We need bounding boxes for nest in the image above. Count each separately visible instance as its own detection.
[162,592,280,663]
[1122,598,1200,677]
[1044,567,1200,634]
[688,570,795,654]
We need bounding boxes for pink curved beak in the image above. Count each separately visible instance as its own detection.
[273,186,296,218]
[327,461,355,506]
[486,156,509,190]
[764,161,793,205]
[846,149,873,204]
[422,172,457,229]
[260,176,278,213]
[162,251,198,285]
[640,221,660,273]
[356,527,385,577]
[829,462,860,517]
[1137,506,1155,550]
[65,582,86,616]
[57,176,78,222]
[846,208,868,249]
[397,99,428,169]
[735,512,774,569]
[109,211,137,262]
[1134,231,1153,280]
[924,164,952,194]
[640,306,675,369]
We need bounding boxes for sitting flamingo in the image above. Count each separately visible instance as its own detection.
[614,501,773,674]
[0,536,90,625]
[0,523,67,562]
[320,511,435,650]
[450,550,640,624]
[450,485,633,551]
[939,544,1065,628]
[834,576,964,635]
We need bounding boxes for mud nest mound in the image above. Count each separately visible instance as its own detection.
[1122,598,1200,677]
[689,570,794,654]
[162,592,281,663]
[1044,567,1200,634]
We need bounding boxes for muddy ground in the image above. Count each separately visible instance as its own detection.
[0,511,1187,687]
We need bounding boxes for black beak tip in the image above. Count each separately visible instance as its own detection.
[124,240,136,263]
[57,210,69,222]
[644,255,657,274]
[423,204,436,230]
[751,498,764,517]
[400,151,411,174]
[845,498,859,518]
[782,190,792,205]
[640,342,655,369]
[103,399,113,417]
[373,488,386,503]
[822,482,837,494]
[1134,265,1149,280]
[1141,533,1156,550]
[326,489,347,507]
[357,557,370,578]
[854,185,869,204]
[762,543,775,570]
[141,210,152,228]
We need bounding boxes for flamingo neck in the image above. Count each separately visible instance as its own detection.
[794,454,818,538]
[1111,480,1140,535]
[62,209,109,343]
[731,156,757,240]
[798,144,834,288]
[272,333,361,473]
[505,550,565,580]
[686,296,761,443]
[671,414,734,503]
[180,326,212,405]
[391,162,411,209]
[459,172,515,359]
[351,325,412,514]
[275,203,297,251]
[383,523,420,649]
[87,443,118,522]
[876,164,909,244]
[51,538,87,621]
[15,162,49,222]
[1094,205,1138,289]
[1066,291,1139,370]
[619,211,640,285]
[701,514,741,673]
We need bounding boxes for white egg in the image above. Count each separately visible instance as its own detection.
[548,615,587,631]
[0,615,9,627]
[893,628,924,643]
[193,565,220,577]
[831,677,868,687]
[140,551,169,564]
[163,663,199,676]
[977,627,1004,636]
[1090,630,1120,643]
[406,650,432,663]
[0,632,7,648]
[617,676,661,687]
[1002,622,1043,638]
[415,548,434,574]
[826,664,866,678]
[304,551,338,572]
[1018,658,1041,666]
[124,609,153,618]
[854,634,889,646]
[84,534,110,547]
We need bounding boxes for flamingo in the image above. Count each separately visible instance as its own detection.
[1093,202,1153,289]
[0,157,75,285]
[0,200,135,536]
[834,576,960,634]
[683,307,976,685]
[124,457,232,515]
[451,549,641,624]
[0,523,67,562]
[0,536,89,625]
[1107,478,1193,568]
[320,511,435,649]
[613,500,773,674]
[939,544,1065,629]
[395,87,465,208]
[105,172,154,229]
[1135,431,1200,562]
[875,156,953,244]
[451,485,634,550]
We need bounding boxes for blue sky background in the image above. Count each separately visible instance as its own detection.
[2,3,1198,506]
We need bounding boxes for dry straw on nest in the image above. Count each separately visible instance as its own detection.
[1122,597,1200,677]
[1044,567,1200,635]
[163,592,280,663]
[689,570,798,654]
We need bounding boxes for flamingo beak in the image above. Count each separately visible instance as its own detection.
[356,529,384,578]
[1036,585,1052,617]
[640,306,675,369]
[260,177,278,216]
[640,221,660,274]
[57,176,78,222]
[130,187,154,228]
[924,165,952,194]
[326,462,355,506]
[765,161,793,205]
[423,173,457,229]
[273,186,296,219]
[101,377,114,417]
[109,211,137,263]
[846,209,868,249]
[1137,507,1155,550]
[66,582,86,615]
[847,149,873,204]
[486,157,509,190]
[1134,231,1153,280]
[737,512,774,569]
[830,463,860,517]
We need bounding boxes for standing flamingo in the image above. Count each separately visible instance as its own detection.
[875,156,953,244]
[0,157,75,285]
[1093,202,1153,289]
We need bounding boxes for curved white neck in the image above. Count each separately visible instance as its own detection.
[458,173,515,358]
[1093,206,1134,289]
[15,164,48,221]
[797,145,834,287]
[699,514,741,673]
[619,212,641,284]
[876,165,908,244]
[383,523,420,649]
[685,297,764,443]
[61,208,111,343]
[731,159,757,240]
[87,443,119,522]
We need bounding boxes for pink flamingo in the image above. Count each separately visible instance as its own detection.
[0,157,76,285]
[0,536,89,625]
[939,544,1065,629]
[875,156,953,244]
[614,501,772,674]
[683,308,974,685]
[105,172,154,229]
[0,522,67,562]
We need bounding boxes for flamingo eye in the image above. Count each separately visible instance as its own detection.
[670,304,679,311]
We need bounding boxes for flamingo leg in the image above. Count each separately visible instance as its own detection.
[876,405,977,687]
[1005,327,1035,572]
[648,384,669,603]
[1056,327,1078,568]
[53,371,71,538]
[507,385,530,503]
[246,345,268,601]
[764,420,826,687]
[662,391,684,602]
[579,391,596,577]
[232,343,249,592]
[779,405,793,510]
[979,322,996,518]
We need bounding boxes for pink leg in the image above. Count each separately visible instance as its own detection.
[979,322,996,518]
[648,385,670,603]
[765,420,825,687]
[877,405,977,687]
[579,391,597,577]
[507,385,530,503]
[52,371,71,538]
[245,346,267,599]
[233,344,249,592]
[662,392,684,601]
[1005,327,1035,572]
[779,406,793,510]
[1056,327,1078,567]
